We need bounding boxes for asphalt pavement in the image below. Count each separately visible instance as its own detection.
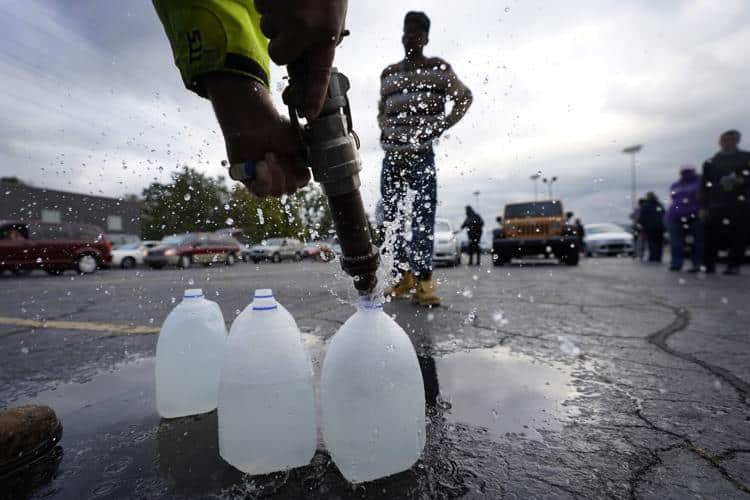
[1,256,749,499]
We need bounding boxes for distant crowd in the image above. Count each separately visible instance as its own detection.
[631,130,750,275]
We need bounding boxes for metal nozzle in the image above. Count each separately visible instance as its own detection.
[283,65,379,295]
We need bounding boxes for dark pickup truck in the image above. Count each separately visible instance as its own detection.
[0,220,112,275]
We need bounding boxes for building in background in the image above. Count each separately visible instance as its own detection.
[0,178,142,244]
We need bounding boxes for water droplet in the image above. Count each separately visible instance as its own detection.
[492,310,509,325]
[183,193,191,201]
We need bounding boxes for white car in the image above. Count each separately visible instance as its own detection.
[249,237,304,263]
[433,218,461,266]
[584,223,634,257]
[111,240,160,269]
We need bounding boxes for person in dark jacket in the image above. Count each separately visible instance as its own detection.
[667,166,703,272]
[638,192,666,263]
[631,198,647,260]
[574,218,585,251]
[701,130,750,275]
[461,206,484,266]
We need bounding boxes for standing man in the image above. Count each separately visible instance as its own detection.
[461,206,484,266]
[573,218,585,252]
[631,198,647,260]
[667,166,703,272]
[702,130,750,275]
[380,11,473,306]
[638,192,666,263]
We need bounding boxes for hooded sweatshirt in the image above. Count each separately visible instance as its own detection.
[668,168,701,223]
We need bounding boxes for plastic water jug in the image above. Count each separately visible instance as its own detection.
[218,289,317,474]
[321,301,425,483]
[155,288,227,418]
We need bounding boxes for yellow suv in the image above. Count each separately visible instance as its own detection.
[492,200,580,266]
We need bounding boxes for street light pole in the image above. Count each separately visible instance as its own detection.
[472,190,480,213]
[622,145,643,212]
[542,176,558,199]
[530,173,541,200]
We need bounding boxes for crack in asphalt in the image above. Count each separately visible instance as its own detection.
[526,473,582,499]
[448,284,750,498]
[647,305,750,405]
[627,442,684,500]
[633,409,750,496]
[716,448,750,461]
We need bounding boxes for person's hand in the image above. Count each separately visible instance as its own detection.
[203,73,310,197]
[255,0,348,120]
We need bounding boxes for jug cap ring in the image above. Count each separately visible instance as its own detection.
[252,304,278,311]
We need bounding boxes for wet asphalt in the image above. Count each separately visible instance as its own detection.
[1,257,749,499]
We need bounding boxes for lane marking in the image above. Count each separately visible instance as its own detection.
[0,316,159,335]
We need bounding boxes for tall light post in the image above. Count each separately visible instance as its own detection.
[542,176,558,199]
[622,144,643,212]
[472,190,480,213]
[530,173,541,200]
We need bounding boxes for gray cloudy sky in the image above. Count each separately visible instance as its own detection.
[1,0,749,232]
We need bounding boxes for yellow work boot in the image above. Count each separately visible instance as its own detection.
[384,271,416,299]
[412,278,441,307]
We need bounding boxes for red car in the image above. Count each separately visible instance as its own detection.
[0,220,112,276]
[144,233,241,269]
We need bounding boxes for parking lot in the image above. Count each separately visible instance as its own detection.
[2,257,750,499]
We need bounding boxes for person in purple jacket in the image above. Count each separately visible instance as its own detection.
[667,165,703,272]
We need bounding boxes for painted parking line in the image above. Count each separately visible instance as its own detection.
[0,316,160,335]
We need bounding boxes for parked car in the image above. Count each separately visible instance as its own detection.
[583,223,635,257]
[0,220,112,275]
[493,200,580,266]
[433,218,461,266]
[248,237,304,263]
[144,233,241,269]
[302,241,336,261]
[111,240,160,268]
[214,228,254,262]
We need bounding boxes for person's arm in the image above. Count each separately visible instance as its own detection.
[699,160,711,213]
[153,0,307,196]
[377,74,387,130]
[378,95,385,131]
[153,0,271,96]
[441,61,473,131]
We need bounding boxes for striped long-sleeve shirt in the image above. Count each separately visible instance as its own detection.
[378,56,471,154]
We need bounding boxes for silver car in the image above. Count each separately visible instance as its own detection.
[433,219,461,266]
[249,237,304,263]
[584,223,635,257]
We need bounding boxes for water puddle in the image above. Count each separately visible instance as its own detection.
[429,346,575,441]
[10,334,576,498]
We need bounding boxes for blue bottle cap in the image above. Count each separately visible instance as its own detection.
[184,288,204,299]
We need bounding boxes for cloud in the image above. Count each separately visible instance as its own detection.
[1,0,748,233]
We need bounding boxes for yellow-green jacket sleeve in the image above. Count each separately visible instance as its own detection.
[153,0,270,97]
